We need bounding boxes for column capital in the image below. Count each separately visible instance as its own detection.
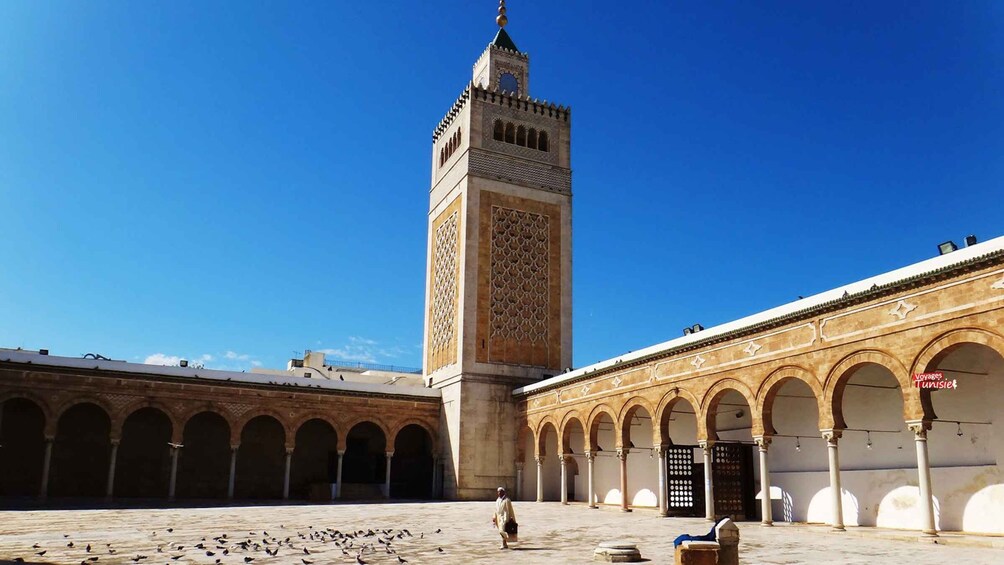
[337,449,346,456]
[615,448,629,460]
[753,436,772,449]
[285,447,295,455]
[907,420,932,436]
[385,451,395,458]
[110,438,121,446]
[698,439,715,451]
[515,461,524,471]
[821,429,842,443]
[230,443,241,451]
[584,451,595,462]
[652,444,668,456]
[535,455,545,465]
[44,435,56,443]
[559,454,567,465]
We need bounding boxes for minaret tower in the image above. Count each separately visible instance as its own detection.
[423,1,573,500]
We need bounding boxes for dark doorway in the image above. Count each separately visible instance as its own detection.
[0,398,46,496]
[291,419,337,501]
[235,416,285,499]
[177,411,230,499]
[391,424,433,499]
[115,407,172,498]
[343,422,386,499]
[51,403,111,498]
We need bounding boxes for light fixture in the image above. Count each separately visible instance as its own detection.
[965,234,978,247]
[866,431,873,450]
[683,327,693,336]
[938,241,958,255]
[735,410,744,419]
[795,437,801,452]
[692,323,704,333]
[957,422,964,437]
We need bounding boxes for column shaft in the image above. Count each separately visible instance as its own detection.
[168,446,179,500]
[515,463,523,501]
[618,449,631,512]
[39,438,54,500]
[105,440,119,499]
[657,447,668,517]
[227,446,238,500]
[559,455,568,505]
[384,452,393,499]
[586,452,596,508]
[535,457,543,502]
[756,437,773,526]
[910,423,938,536]
[283,449,293,500]
[701,441,715,521]
[335,450,345,499]
[824,431,845,531]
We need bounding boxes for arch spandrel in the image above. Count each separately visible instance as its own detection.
[114,399,182,443]
[340,416,392,452]
[823,349,925,430]
[653,387,702,447]
[700,378,758,441]
[910,327,1004,377]
[535,417,558,458]
[755,365,824,437]
[234,408,294,447]
[389,418,438,454]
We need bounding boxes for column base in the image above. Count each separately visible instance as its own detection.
[832,525,846,532]
[760,521,773,527]
[620,508,632,513]
[588,505,598,509]
[921,531,939,538]
[658,512,668,518]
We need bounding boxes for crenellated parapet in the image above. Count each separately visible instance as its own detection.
[432,83,570,143]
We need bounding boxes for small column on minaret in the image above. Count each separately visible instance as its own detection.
[335,449,345,499]
[909,421,938,536]
[515,461,524,501]
[535,456,544,502]
[283,447,294,500]
[559,454,568,505]
[586,451,597,508]
[700,440,715,521]
[39,436,54,500]
[755,436,773,526]
[384,452,394,499]
[168,443,181,500]
[617,448,631,512]
[227,444,239,500]
[656,446,668,517]
[105,438,120,500]
[822,430,845,531]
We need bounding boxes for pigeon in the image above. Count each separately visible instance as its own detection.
[356,556,366,565]
[206,551,215,556]
[303,547,310,555]
[32,544,40,549]
[244,558,254,563]
[68,542,75,548]
[86,544,92,552]
[302,560,313,565]
[438,547,444,552]
[435,529,442,534]
[36,551,47,556]
[397,557,407,564]
[167,528,174,533]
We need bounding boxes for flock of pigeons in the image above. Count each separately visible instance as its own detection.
[9,525,448,564]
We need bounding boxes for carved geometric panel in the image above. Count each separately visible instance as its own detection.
[476,191,563,369]
[427,197,462,373]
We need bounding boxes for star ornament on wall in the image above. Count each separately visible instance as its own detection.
[691,355,707,369]
[743,342,762,357]
[888,300,918,320]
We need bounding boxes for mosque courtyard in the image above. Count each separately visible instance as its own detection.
[0,501,1001,564]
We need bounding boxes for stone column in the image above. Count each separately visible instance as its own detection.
[822,430,845,531]
[559,454,568,505]
[700,440,715,521]
[384,451,394,499]
[283,448,293,500]
[335,449,345,499]
[105,439,120,499]
[909,421,938,536]
[617,448,631,512]
[39,437,54,500]
[656,446,668,517]
[227,444,239,500]
[515,461,524,501]
[586,451,597,508]
[168,446,180,500]
[755,436,772,526]
[535,456,544,502]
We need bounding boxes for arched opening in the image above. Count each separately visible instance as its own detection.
[391,424,433,499]
[537,130,549,152]
[493,120,504,141]
[761,379,821,523]
[343,421,387,499]
[516,125,527,146]
[624,405,658,508]
[590,411,619,506]
[527,128,538,150]
[291,419,338,501]
[116,407,172,498]
[51,403,111,498]
[0,398,46,497]
[517,425,534,501]
[504,122,515,144]
[235,415,286,499]
[832,362,908,527]
[440,148,445,166]
[659,397,701,517]
[924,342,1004,534]
[707,389,755,521]
[562,418,585,502]
[177,411,230,499]
[537,422,559,501]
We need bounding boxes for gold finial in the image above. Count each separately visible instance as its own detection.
[496,0,508,28]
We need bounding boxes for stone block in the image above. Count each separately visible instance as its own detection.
[594,541,642,562]
[674,541,719,565]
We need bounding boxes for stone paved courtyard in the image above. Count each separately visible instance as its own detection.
[0,502,1002,564]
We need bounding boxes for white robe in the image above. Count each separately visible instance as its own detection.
[495,496,516,541]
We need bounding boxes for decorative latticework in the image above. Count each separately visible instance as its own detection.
[666,446,698,516]
[428,209,459,371]
[712,443,753,520]
[489,205,550,359]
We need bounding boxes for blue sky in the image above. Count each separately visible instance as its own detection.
[1,1,1001,372]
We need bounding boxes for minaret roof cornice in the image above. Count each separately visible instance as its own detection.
[432,83,571,142]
